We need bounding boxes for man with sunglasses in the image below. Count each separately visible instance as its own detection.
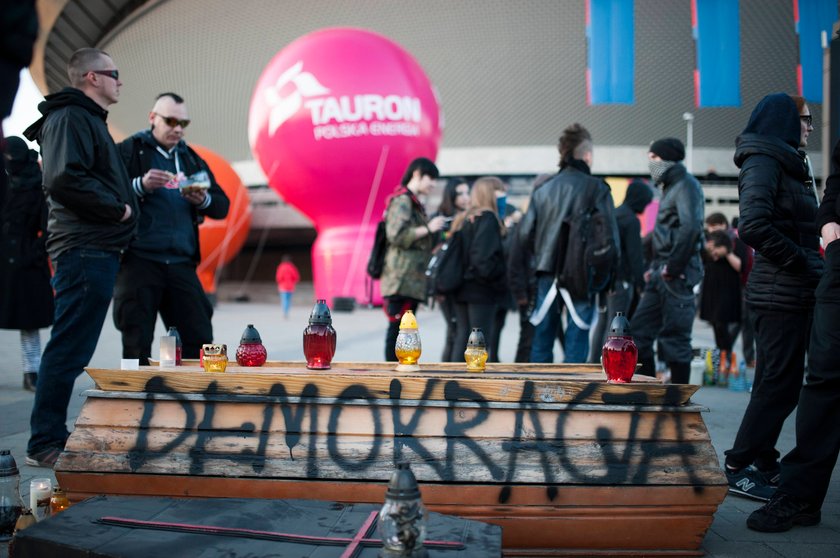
[22,48,138,468]
[113,92,229,365]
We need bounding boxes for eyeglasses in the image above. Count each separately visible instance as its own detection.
[800,115,813,127]
[154,113,191,128]
[89,69,119,81]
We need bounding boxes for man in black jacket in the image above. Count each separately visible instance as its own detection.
[114,93,230,365]
[519,123,619,363]
[632,138,704,385]
[23,48,137,468]
[747,138,840,532]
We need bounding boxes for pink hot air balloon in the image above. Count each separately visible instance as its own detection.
[248,27,442,304]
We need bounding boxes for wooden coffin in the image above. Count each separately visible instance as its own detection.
[56,363,727,556]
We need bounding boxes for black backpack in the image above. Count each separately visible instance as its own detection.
[366,219,388,280]
[556,183,618,300]
[425,228,467,296]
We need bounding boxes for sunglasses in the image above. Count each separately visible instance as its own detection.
[155,113,191,128]
[800,115,813,127]
[90,69,119,81]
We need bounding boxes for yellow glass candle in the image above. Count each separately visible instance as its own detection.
[202,344,228,373]
[464,328,488,372]
[395,311,422,371]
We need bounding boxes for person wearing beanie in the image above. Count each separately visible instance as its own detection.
[724,93,822,511]
[0,137,54,392]
[631,137,704,385]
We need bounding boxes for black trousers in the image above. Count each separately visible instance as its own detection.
[779,242,840,507]
[725,308,812,471]
[113,253,213,364]
[633,273,696,377]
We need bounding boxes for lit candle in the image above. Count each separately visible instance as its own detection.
[29,478,51,522]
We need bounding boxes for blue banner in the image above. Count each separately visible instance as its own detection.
[694,0,740,107]
[587,0,634,105]
[797,0,838,103]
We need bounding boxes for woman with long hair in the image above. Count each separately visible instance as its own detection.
[432,177,470,361]
[449,176,508,362]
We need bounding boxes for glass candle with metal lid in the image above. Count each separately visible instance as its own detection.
[303,299,337,369]
[602,312,638,383]
[395,310,421,372]
[236,324,267,366]
[464,328,488,372]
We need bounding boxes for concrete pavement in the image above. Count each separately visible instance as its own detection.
[1,282,838,556]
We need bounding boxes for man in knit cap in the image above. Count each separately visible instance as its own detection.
[631,138,705,384]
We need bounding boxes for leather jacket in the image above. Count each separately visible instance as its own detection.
[650,164,705,287]
[519,163,619,276]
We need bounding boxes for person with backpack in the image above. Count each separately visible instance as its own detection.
[519,123,620,363]
[632,138,705,384]
[380,157,448,361]
[449,177,508,362]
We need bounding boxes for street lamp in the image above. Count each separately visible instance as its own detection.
[682,112,694,173]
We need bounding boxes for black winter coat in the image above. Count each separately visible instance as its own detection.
[23,88,138,259]
[455,210,507,304]
[0,145,54,330]
[735,134,822,312]
[615,179,653,288]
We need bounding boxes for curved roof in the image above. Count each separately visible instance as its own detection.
[32,0,826,177]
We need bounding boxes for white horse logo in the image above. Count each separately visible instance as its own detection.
[265,61,330,136]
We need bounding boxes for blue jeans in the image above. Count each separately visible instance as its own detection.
[28,248,120,455]
[530,274,594,363]
[279,291,292,317]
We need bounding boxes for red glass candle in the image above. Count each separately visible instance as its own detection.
[303,300,336,369]
[236,324,267,366]
[602,312,638,383]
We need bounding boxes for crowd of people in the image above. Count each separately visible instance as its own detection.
[1,40,839,536]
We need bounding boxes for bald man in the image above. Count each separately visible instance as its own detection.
[114,92,229,365]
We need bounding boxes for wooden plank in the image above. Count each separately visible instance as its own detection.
[56,473,728,508]
[72,397,713,442]
[86,368,696,405]
[60,428,725,485]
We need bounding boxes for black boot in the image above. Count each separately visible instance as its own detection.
[23,372,37,392]
[668,361,691,384]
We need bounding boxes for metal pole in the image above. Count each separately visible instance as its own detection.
[682,112,695,174]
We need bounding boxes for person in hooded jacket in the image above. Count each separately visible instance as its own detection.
[723,93,822,503]
[449,176,508,362]
[0,136,53,392]
[591,178,654,357]
[747,137,840,532]
[632,138,705,384]
[22,47,137,468]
